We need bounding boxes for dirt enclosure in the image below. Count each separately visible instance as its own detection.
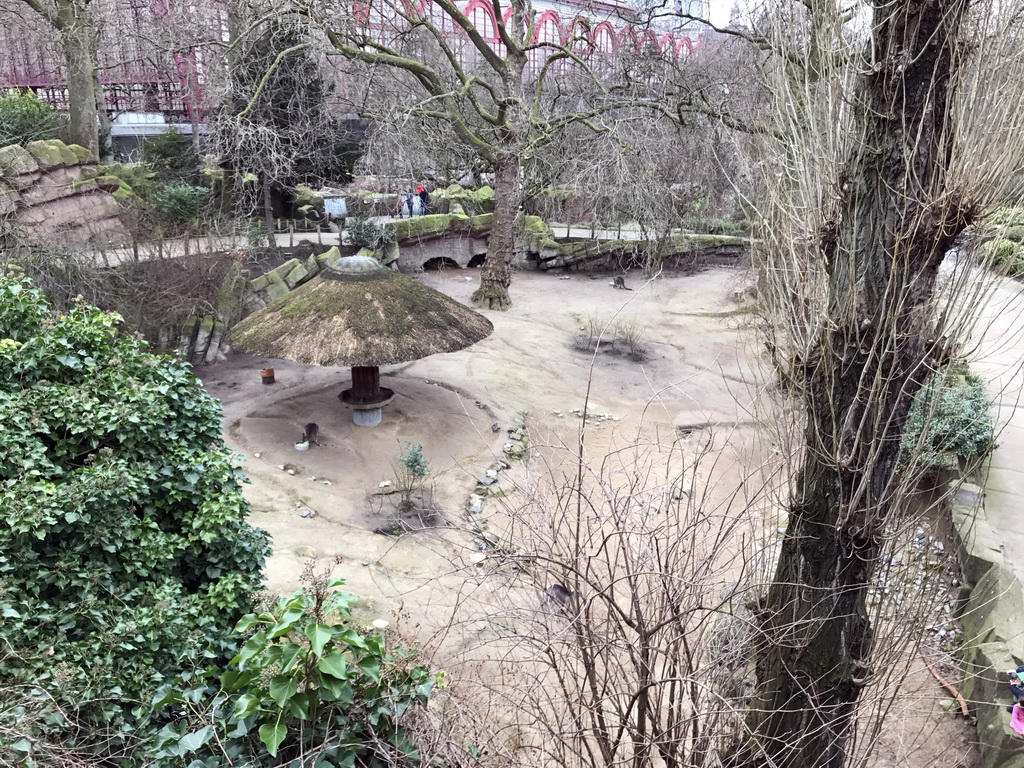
[200,267,978,767]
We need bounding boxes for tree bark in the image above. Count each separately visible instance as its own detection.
[472,156,521,310]
[736,1,973,766]
[263,174,275,249]
[55,0,100,158]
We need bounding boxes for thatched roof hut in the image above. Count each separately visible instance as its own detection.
[230,255,494,425]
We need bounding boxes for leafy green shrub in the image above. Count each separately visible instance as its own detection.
[982,237,1024,276]
[0,91,58,146]
[0,275,270,758]
[348,213,395,250]
[394,442,431,512]
[141,127,200,182]
[152,181,210,226]
[988,207,1024,226]
[901,366,996,467]
[149,573,435,765]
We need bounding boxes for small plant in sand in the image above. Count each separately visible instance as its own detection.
[395,442,431,512]
[571,313,649,362]
[615,318,649,362]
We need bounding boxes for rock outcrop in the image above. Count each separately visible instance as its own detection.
[0,140,127,245]
[952,483,1024,768]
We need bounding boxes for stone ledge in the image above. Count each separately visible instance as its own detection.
[952,481,1024,767]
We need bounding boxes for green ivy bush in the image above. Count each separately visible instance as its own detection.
[900,366,996,467]
[0,91,58,146]
[0,274,270,759]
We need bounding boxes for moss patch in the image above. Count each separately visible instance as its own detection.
[67,144,95,164]
[25,139,76,169]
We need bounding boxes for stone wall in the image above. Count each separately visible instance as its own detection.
[952,482,1024,768]
[0,140,127,245]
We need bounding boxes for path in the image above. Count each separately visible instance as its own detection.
[971,274,1024,584]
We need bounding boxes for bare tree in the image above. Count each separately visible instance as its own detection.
[228,0,713,309]
[699,0,1024,764]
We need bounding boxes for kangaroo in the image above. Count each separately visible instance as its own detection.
[611,275,633,291]
[544,583,575,612]
[301,422,321,446]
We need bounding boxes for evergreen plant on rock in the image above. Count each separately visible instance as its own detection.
[0,274,270,758]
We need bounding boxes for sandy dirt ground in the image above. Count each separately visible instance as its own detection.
[199,267,979,767]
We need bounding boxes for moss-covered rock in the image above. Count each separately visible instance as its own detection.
[474,185,495,211]
[0,183,18,215]
[523,215,557,252]
[0,144,38,176]
[294,184,325,216]
[539,234,750,270]
[315,246,342,270]
[467,213,493,234]
[25,139,77,169]
[93,174,140,204]
[380,241,400,266]
[390,214,453,241]
[67,144,95,164]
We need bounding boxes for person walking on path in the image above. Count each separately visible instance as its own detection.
[417,185,429,215]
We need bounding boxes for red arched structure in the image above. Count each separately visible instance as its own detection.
[462,0,503,60]
[676,36,696,56]
[617,27,641,52]
[641,29,661,53]
[532,10,563,43]
[592,21,618,53]
[659,33,676,55]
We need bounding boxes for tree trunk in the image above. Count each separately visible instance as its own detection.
[736,1,973,766]
[472,157,521,310]
[56,0,100,158]
[263,174,275,249]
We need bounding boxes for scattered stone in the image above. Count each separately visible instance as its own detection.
[361,561,370,566]
[938,698,957,714]
[475,401,486,409]
[278,465,285,470]
[491,422,500,432]
[322,480,332,486]
[469,552,486,564]
[485,469,498,479]
[287,469,295,476]
[299,509,316,518]
[371,619,389,630]
[468,505,483,514]
[379,480,392,488]
[308,476,317,481]
[253,452,262,459]
[478,476,495,486]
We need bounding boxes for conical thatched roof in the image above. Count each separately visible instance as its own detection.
[230,255,494,367]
